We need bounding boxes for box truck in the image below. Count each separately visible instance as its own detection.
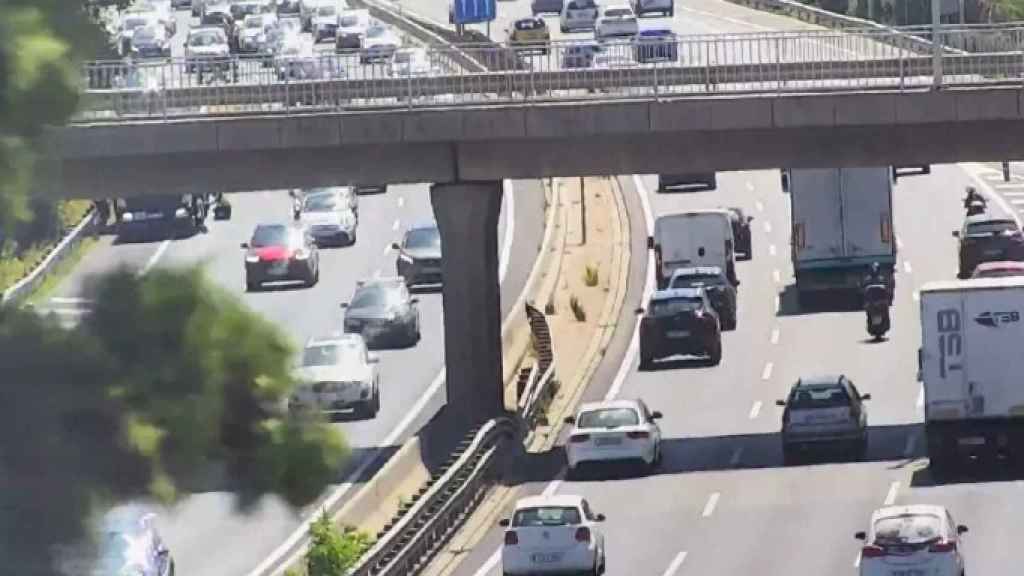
[919,277,1024,471]
[783,167,896,302]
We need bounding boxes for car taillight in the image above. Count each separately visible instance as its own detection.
[574,527,591,543]
[627,431,649,439]
[570,434,591,443]
[929,541,956,553]
[694,309,704,318]
[860,545,887,558]
[504,531,518,546]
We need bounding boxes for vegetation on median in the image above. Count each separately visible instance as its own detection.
[284,512,375,576]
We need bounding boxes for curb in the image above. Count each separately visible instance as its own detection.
[1,208,96,307]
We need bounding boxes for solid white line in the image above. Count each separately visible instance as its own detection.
[772,269,781,283]
[392,219,400,231]
[904,434,917,458]
[896,235,904,249]
[903,261,913,274]
[768,244,777,257]
[702,492,721,518]
[472,550,501,576]
[662,551,689,576]
[748,401,762,419]
[770,328,780,345]
[761,362,774,380]
[916,386,924,409]
[49,296,92,305]
[542,479,562,497]
[397,196,405,207]
[763,221,772,233]
[498,180,515,286]
[854,552,862,568]
[883,481,901,506]
[729,447,744,467]
[139,240,170,276]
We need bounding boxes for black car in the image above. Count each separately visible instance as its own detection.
[657,172,717,192]
[668,266,737,330]
[342,277,421,348]
[776,375,870,464]
[242,223,320,290]
[726,207,754,260]
[115,194,204,242]
[638,287,722,369]
[393,223,442,288]
[954,214,1024,278]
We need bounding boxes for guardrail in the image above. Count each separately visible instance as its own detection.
[72,26,1024,121]
[518,302,556,427]
[349,417,517,576]
[0,209,96,307]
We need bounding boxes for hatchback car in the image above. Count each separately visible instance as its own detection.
[342,277,421,348]
[560,0,599,32]
[856,505,967,576]
[638,287,722,368]
[668,266,737,330]
[185,26,232,74]
[954,214,1024,278]
[57,506,175,576]
[508,17,550,54]
[393,222,443,288]
[971,259,1024,278]
[242,223,320,290]
[776,374,870,464]
[500,495,606,576]
[595,4,638,40]
[290,334,381,419]
[298,188,358,246]
[564,399,663,478]
[726,207,754,260]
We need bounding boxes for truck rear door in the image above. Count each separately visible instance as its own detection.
[961,285,1024,417]
[840,167,894,260]
[920,290,969,420]
[790,169,842,266]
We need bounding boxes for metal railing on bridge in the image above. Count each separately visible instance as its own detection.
[76,25,1024,122]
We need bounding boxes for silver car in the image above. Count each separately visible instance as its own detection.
[57,506,175,576]
[342,277,421,348]
[777,374,871,464]
[290,334,381,419]
[360,24,399,63]
[297,188,358,246]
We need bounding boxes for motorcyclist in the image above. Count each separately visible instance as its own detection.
[863,262,885,289]
[863,262,891,339]
[963,186,986,210]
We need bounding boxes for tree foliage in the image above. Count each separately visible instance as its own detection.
[0,267,349,574]
[306,513,375,576]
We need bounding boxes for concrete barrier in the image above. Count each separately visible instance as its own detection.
[1,208,96,307]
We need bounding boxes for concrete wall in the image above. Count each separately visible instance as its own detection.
[40,87,1024,198]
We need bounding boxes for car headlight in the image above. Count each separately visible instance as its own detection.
[294,249,310,260]
[245,254,260,263]
[121,212,134,222]
[399,254,414,264]
[175,207,189,218]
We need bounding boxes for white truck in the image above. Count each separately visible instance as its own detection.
[783,167,896,303]
[919,278,1024,472]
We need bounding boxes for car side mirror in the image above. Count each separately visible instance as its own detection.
[651,411,663,419]
[594,513,606,522]
[240,242,249,249]
[860,393,872,401]
[634,307,645,315]
[367,353,380,363]
[775,399,786,406]
[646,236,654,250]
[391,242,401,250]
[854,531,866,541]
[952,230,960,237]
[498,518,510,527]
[957,524,968,534]
[564,415,576,425]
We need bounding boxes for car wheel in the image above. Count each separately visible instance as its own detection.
[708,341,722,366]
[246,279,258,292]
[566,464,581,481]
[638,351,653,371]
[726,314,737,331]
[857,436,868,461]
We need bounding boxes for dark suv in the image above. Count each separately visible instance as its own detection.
[668,266,737,330]
[954,214,1024,278]
[393,222,442,288]
[638,287,722,369]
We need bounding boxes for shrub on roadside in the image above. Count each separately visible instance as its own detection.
[306,512,375,576]
[583,265,599,287]
[569,295,586,322]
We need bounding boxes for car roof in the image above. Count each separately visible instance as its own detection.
[516,494,585,510]
[577,399,640,414]
[670,266,724,277]
[870,505,949,523]
[651,287,705,300]
[795,374,845,388]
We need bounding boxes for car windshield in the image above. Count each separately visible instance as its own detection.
[351,285,402,309]
[966,219,1018,235]
[789,384,849,408]
[649,296,703,316]
[190,31,224,46]
[301,342,362,367]
[670,273,725,289]
[873,514,943,546]
[318,5,336,15]
[512,506,582,527]
[404,228,440,250]
[340,14,361,26]
[977,267,1024,278]
[577,407,640,428]
[366,26,385,38]
[303,194,338,212]
[251,225,290,247]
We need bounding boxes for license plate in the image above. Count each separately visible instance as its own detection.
[958,436,986,446]
[268,262,289,275]
[595,437,622,446]
[666,330,690,338]
[532,552,562,563]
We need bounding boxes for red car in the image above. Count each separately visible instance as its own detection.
[242,223,320,291]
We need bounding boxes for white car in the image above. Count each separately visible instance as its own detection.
[335,9,371,51]
[595,4,639,40]
[564,399,662,478]
[361,24,399,63]
[856,505,968,576]
[500,495,607,576]
[290,334,381,419]
[185,27,231,74]
[389,47,435,77]
[238,13,279,54]
[312,3,340,42]
[298,188,359,246]
[560,0,599,33]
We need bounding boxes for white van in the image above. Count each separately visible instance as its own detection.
[650,210,737,289]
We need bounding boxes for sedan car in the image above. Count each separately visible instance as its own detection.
[500,495,606,576]
[297,188,358,246]
[856,505,967,576]
[954,214,1024,278]
[242,223,320,290]
[393,222,443,288]
[507,17,550,54]
[776,374,870,464]
[564,399,662,478]
[290,334,381,419]
[595,4,639,40]
[638,287,722,368]
[971,259,1024,278]
[726,207,754,260]
[360,24,399,63]
[129,25,171,58]
[668,266,737,330]
[57,506,175,576]
[342,277,421,348]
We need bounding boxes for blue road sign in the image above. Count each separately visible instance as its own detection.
[453,0,496,24]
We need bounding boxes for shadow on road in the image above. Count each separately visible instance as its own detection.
[776,284,863,317]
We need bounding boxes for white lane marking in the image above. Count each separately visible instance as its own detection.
[913,291,920,302]
[662,551,689,576]
[761,362,774,380]
[772,269,781,284]
[896,235,904,249]
[701,492,721,518]
[854,552,862,568]
[49,296,92,305]
[498,180,515,286]
[729,447,744,467]
[763,221,772,234]
[904,434,917,458]
[770,328,780,345]
[383,243,393,255]
[754,200,764,212]
[472,551,500,576]
[397,196,405,207]
[883,481,901,506]
[259,183,519,576]
[606,176,656,401]
[748,401,762,419]
[139,240,170,276]
[768,244,777,257]
[746,181,755,192]
[916,385,924,409]
[392,219,400,231]
[774,295,780,314]
[903,261,913,274]
[542,479,562,497]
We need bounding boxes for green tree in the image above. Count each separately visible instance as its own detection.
[306,512,375,576]
[0,266,349,574]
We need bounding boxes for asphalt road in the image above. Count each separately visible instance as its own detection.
[39,177,545,576]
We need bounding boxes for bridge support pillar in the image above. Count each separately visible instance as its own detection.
[430,181,505,426]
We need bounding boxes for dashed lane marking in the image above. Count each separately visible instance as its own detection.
[392,219,400,231]
[763,221,772,233]
[768,244,777,257]
[883,481,901,506]
[702,493,721,518]
[755,200,764,212]
[746,181,755,192]
[917,386,924,409]
[762,362,774,380]
[662,551,689,576]
[774,295,780,314]
[903,261,913,274]
[748,401,762,419]
[770,328,780,345]
[397,196,405,207]
[772,269,781,283]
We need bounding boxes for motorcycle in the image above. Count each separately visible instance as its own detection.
[965,195,987,216]
[863,283,891,341]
